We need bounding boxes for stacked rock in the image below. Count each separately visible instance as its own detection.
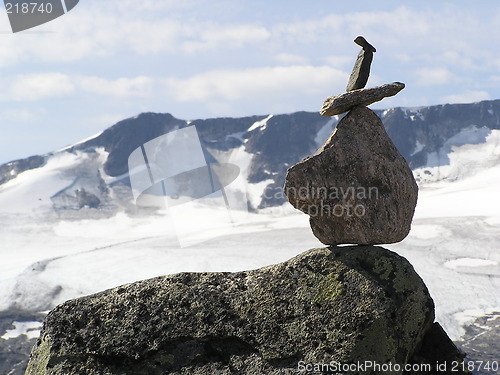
[285,36,417,246]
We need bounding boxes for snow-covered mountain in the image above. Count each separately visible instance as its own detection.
[0,100,499,374]
[1,100,500,214]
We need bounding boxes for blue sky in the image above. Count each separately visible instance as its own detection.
[0,0,499,164]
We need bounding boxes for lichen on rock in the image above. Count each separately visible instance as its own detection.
[25,246,440,374]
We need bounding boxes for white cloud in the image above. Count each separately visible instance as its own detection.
[0,2,497,121]
[183,24,271,53]
[0,4,439,67]
[272,7,430,47]
[9,73,75,101]
[415,67,454,86]
[0,2,496,85]
[272,13,344,44]
[0,108,39,123]
[275,53,309,65]
[2,74,156,102]
[441,91,490,104]
[436,51,479,71]
[165,65,347,102]
[270,5,498,74]
[322,55,353,70]
[83,113,132,131]
[97,0,196,12]
[0,1,273,64]
[78,76,154,98]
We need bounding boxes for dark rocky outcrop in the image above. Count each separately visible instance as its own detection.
[285,106,418,245]
[26,246,439,375]
[410,323,468,374]
[75,188,101,209]
[456,311,500,367]
[0,155,45,185]
[77,113,267,178]
[0,336,37,375]
[0,311,45,375]
[320,82,405,116]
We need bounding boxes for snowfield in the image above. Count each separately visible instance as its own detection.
[0,130,499,346]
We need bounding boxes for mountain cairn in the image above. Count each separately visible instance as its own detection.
[25,37,468,375]
[285,37,414,246]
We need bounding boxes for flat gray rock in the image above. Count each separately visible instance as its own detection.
[26,246,443,375]
[320,82,405,116]
[285,106,418,245]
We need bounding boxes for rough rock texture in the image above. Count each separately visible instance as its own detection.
[320,82,405,116]
[26,246,438,375]
[285,106,418,245]
[346,36,376,92]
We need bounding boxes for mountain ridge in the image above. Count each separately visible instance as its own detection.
[1,99,500,212]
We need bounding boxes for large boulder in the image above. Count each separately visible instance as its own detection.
[26,246,439,375]
[285,106,418,245]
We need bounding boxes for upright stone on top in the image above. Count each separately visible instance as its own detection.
[346,36,376,92]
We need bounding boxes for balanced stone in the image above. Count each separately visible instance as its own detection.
[285,106,418,245]
[26,246,443,375]
[346,36,376,92]
[320,82,405,116]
